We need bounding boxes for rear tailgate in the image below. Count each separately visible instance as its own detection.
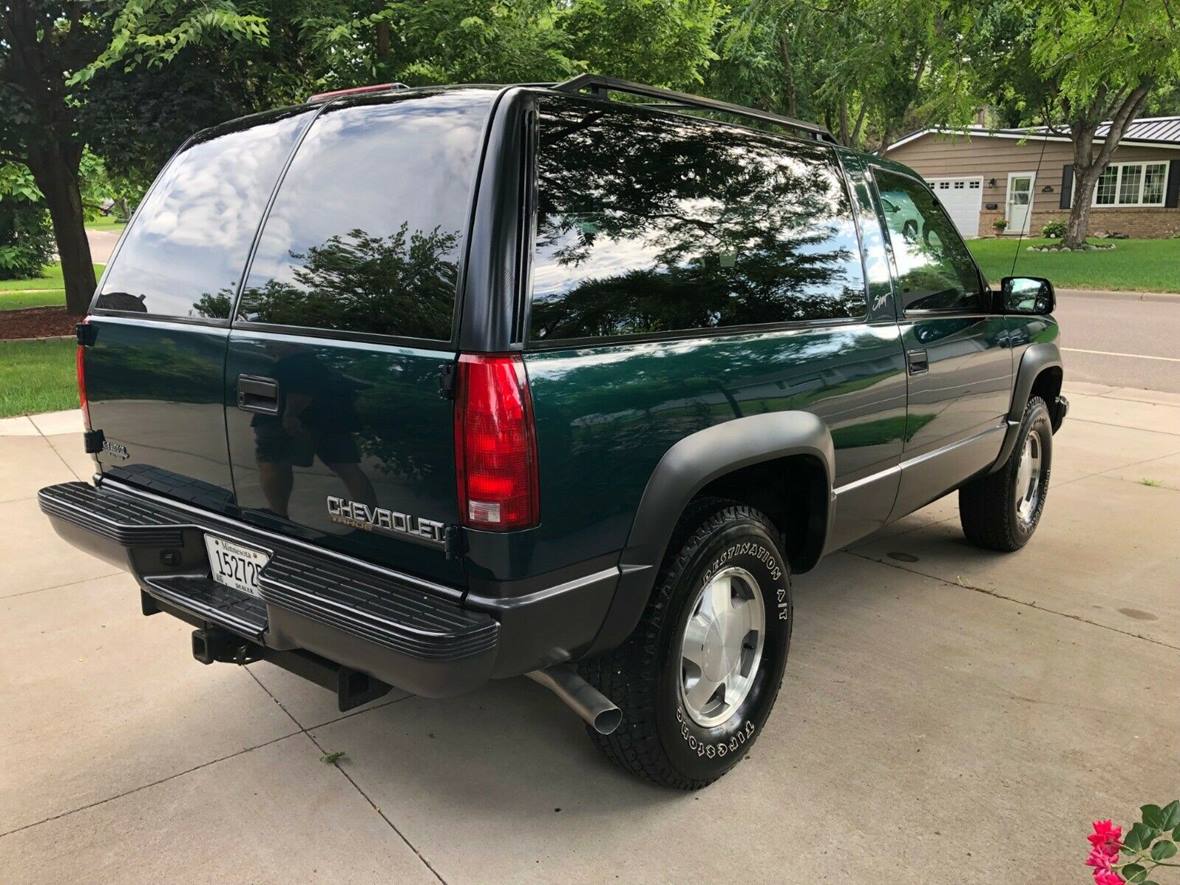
[85,108,316,512]
[222,91,497,584]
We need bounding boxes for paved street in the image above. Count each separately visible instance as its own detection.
[1055,290,1180,393]
[2,383,1178,883]
[86,228,120,264]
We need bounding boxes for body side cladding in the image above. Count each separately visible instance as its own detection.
[989,340,1063,473]
[586,411,835,656]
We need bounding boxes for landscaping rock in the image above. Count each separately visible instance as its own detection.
[1027,243,1116,253]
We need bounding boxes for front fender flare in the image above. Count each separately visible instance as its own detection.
[990,341,1062,472]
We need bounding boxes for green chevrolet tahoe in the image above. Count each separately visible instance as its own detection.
[39,75,1067,789]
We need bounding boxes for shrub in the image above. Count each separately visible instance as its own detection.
[992,217,1008,235]
[0,164,54,280]
[1085,801,1180,884]
[1041,219,1067,239]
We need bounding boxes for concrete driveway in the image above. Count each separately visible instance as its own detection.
[2,383,1178,883]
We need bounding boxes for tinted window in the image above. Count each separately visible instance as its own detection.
[237,91,494,340]
[530,97,866,341]
[874,170,983,312]
[96,109,314,318]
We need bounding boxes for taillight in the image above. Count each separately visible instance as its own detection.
[453,353,539,531]
[76,321,91,430]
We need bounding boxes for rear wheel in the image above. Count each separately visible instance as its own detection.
[959,395,1053,551]
[580,501,792,789]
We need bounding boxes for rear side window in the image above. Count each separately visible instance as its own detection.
[873,169,983,312]
[237,91,494,340]
[529,96,866,342]
[96,109,314,318]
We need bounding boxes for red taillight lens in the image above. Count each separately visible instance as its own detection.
[76,325,91,430]
[454,353,539,531]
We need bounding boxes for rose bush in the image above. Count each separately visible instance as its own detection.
[1086,801,1180,884]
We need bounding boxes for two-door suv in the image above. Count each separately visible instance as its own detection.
[39,76,1067,789]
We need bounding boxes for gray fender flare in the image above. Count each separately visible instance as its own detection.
[990,341,1062,472]
[586,411,835,655]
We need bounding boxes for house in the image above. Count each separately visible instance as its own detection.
[884,117,1180,238]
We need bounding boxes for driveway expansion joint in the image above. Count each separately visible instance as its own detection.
[245,668,447,884]
[844,550,1180,654]
[0,731,302,841]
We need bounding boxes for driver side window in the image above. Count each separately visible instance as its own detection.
[875,169,984,312]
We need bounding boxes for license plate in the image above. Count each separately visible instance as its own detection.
[204,535,270,598]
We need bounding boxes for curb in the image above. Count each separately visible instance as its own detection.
[1056,288,1180,304]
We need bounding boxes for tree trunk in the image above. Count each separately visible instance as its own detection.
[375,21,391,61]
[26,144,96,316]
[1061,81,1153,249]
[1064,166,1096,249]
[778,28,797,117]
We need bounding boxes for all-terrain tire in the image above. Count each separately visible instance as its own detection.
[580,500,792,790]
[959,395,1053,551]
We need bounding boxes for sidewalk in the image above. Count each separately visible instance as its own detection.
[1058,286,1180,303]
[2,384,1178,883]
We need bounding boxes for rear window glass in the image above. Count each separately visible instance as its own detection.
[236,91,493,340]
[96,109,314,318]
[529,97,866,342]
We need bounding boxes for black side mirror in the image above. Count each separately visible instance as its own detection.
[1001,276,1055,315]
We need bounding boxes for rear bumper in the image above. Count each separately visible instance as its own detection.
[38,480,617,698]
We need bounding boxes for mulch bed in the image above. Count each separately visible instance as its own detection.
[0,308,77,340]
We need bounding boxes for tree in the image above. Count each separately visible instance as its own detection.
[974,0,1180,248]
[709,0,978,151]
[561,0,724,89]
[0,1,267,314]
[0,162,55,278]
[1031,0,1180,247]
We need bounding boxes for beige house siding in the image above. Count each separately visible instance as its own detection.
[886,133,1180,238]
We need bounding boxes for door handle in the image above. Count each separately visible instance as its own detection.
[906,349,929,375]
[237,375,280,415]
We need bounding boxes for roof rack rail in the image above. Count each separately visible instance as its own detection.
[307,82,409,103]
[554,74,836,144]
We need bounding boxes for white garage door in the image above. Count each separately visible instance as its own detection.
[927,177,983,237]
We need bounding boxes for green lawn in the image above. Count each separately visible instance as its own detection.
[967,237,1180,293]
[0,262,105,311]
[85,218,127,233]
[0,262,105,292]
[0,290,65,311]
[0,339,78,417]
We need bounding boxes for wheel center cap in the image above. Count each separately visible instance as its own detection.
[701,620,730,681]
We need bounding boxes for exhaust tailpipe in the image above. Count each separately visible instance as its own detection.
[527,664,622,735]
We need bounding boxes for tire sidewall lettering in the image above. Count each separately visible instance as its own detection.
[661,518,791,779]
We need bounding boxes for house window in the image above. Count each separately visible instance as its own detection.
[968,180,980,189]
[1144,164,1168,204]
[1091,161,1169,207]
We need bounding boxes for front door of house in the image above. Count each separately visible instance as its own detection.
[1006,174,1034,235]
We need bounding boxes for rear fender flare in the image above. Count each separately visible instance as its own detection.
[586,411,835,655]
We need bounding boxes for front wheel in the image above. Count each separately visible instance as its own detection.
[959,395,1054,551]
[580,501,792,789]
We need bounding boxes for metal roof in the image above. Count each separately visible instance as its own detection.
[887,116,1180,153]
[1095,116,1180,144]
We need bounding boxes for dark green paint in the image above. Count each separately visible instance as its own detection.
[223,330,464,584]
[86,318,236,509]
[520,321,907,579]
